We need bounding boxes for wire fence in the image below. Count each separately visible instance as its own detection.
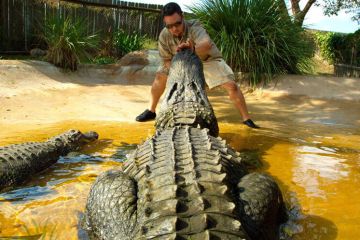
[0,0,164,53]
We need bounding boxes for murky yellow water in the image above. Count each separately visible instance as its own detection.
[0,110,359,239]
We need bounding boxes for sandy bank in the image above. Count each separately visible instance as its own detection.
[0,50,359,127]
[261,74,360,101]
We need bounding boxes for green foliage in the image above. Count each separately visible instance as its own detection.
[323,0,360,22]
[142,38,158,50]
[315,30,360,66]
[189,0,315,86]
[113,29,147,57]
[314,32,337,64]
[43,16,99,71]
[92,56,116,64]
[98,29,115,58]
[346,30,360,66]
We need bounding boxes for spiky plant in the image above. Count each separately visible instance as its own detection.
[189,0,314,86]
[43,16,99,71]
[113,29,147,57]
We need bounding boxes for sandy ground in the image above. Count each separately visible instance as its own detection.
[1,50,359,127]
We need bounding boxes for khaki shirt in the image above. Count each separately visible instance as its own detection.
[157,20,234,89]
[158,19,222,63]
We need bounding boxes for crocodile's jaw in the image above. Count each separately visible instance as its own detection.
[155,101,218,137]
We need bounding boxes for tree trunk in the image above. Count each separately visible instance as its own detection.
[290,0,317,26]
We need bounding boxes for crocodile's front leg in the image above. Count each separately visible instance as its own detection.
[84,170,139,240]
[237,173,288,240]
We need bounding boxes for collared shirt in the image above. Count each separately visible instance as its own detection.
[158,19,223,62]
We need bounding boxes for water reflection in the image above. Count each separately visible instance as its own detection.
[293,145,349,199]
[0,186,55,203]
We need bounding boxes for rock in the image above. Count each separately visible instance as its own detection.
[118,50,149,66]
[30,48,47,57]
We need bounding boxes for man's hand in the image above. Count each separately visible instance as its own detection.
[176,39,195,52]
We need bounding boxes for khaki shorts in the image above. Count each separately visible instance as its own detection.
[157,58,235,89]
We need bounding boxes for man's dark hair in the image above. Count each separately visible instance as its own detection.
[162,2,183,17]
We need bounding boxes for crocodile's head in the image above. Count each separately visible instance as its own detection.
[49,129,99,154]
[155,49,219,136]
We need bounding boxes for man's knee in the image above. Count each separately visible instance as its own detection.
[221,81,239,93]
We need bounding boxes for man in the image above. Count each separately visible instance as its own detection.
[136,2,259,128]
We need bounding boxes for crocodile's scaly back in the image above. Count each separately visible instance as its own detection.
[155,49,219,137]
[86,126,249,239]
[0,130,98,191]
[0,142,58,189]
[130,126,249,239]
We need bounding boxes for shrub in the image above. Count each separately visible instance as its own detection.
[346,30,360,66]
[43,16,99,71]
[315,32,339,64]
[189,0,315,86]
[142,38,158,50]
[113,29,146,57]
[315,30,360,66]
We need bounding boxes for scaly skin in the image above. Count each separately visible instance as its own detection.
[155,50,219,137]
[0,129,98,191]
[85,50,287,239]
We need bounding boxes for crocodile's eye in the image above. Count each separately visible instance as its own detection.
[191,81,197,89]
[167,83,178,101]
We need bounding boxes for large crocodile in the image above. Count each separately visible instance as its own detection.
[0,129,98,191]
[84,50,287,239]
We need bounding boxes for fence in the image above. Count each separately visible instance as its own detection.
[334,64,360,78]
[0,0,164,53]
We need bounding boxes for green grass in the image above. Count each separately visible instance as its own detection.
[91,55,117,64]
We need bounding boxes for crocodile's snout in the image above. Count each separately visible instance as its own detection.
[82,131,99,142]
[65,129,99,147]
[156,49,219,136]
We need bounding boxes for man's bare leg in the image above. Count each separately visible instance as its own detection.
[149,73,168,112]
[221,81,250,120]
[136,73,168,122]
[221,81,259,128]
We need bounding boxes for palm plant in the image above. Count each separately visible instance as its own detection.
[189,0,314,86]
[43,16,99,71]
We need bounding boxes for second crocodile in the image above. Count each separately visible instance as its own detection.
[0,129,98,192]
